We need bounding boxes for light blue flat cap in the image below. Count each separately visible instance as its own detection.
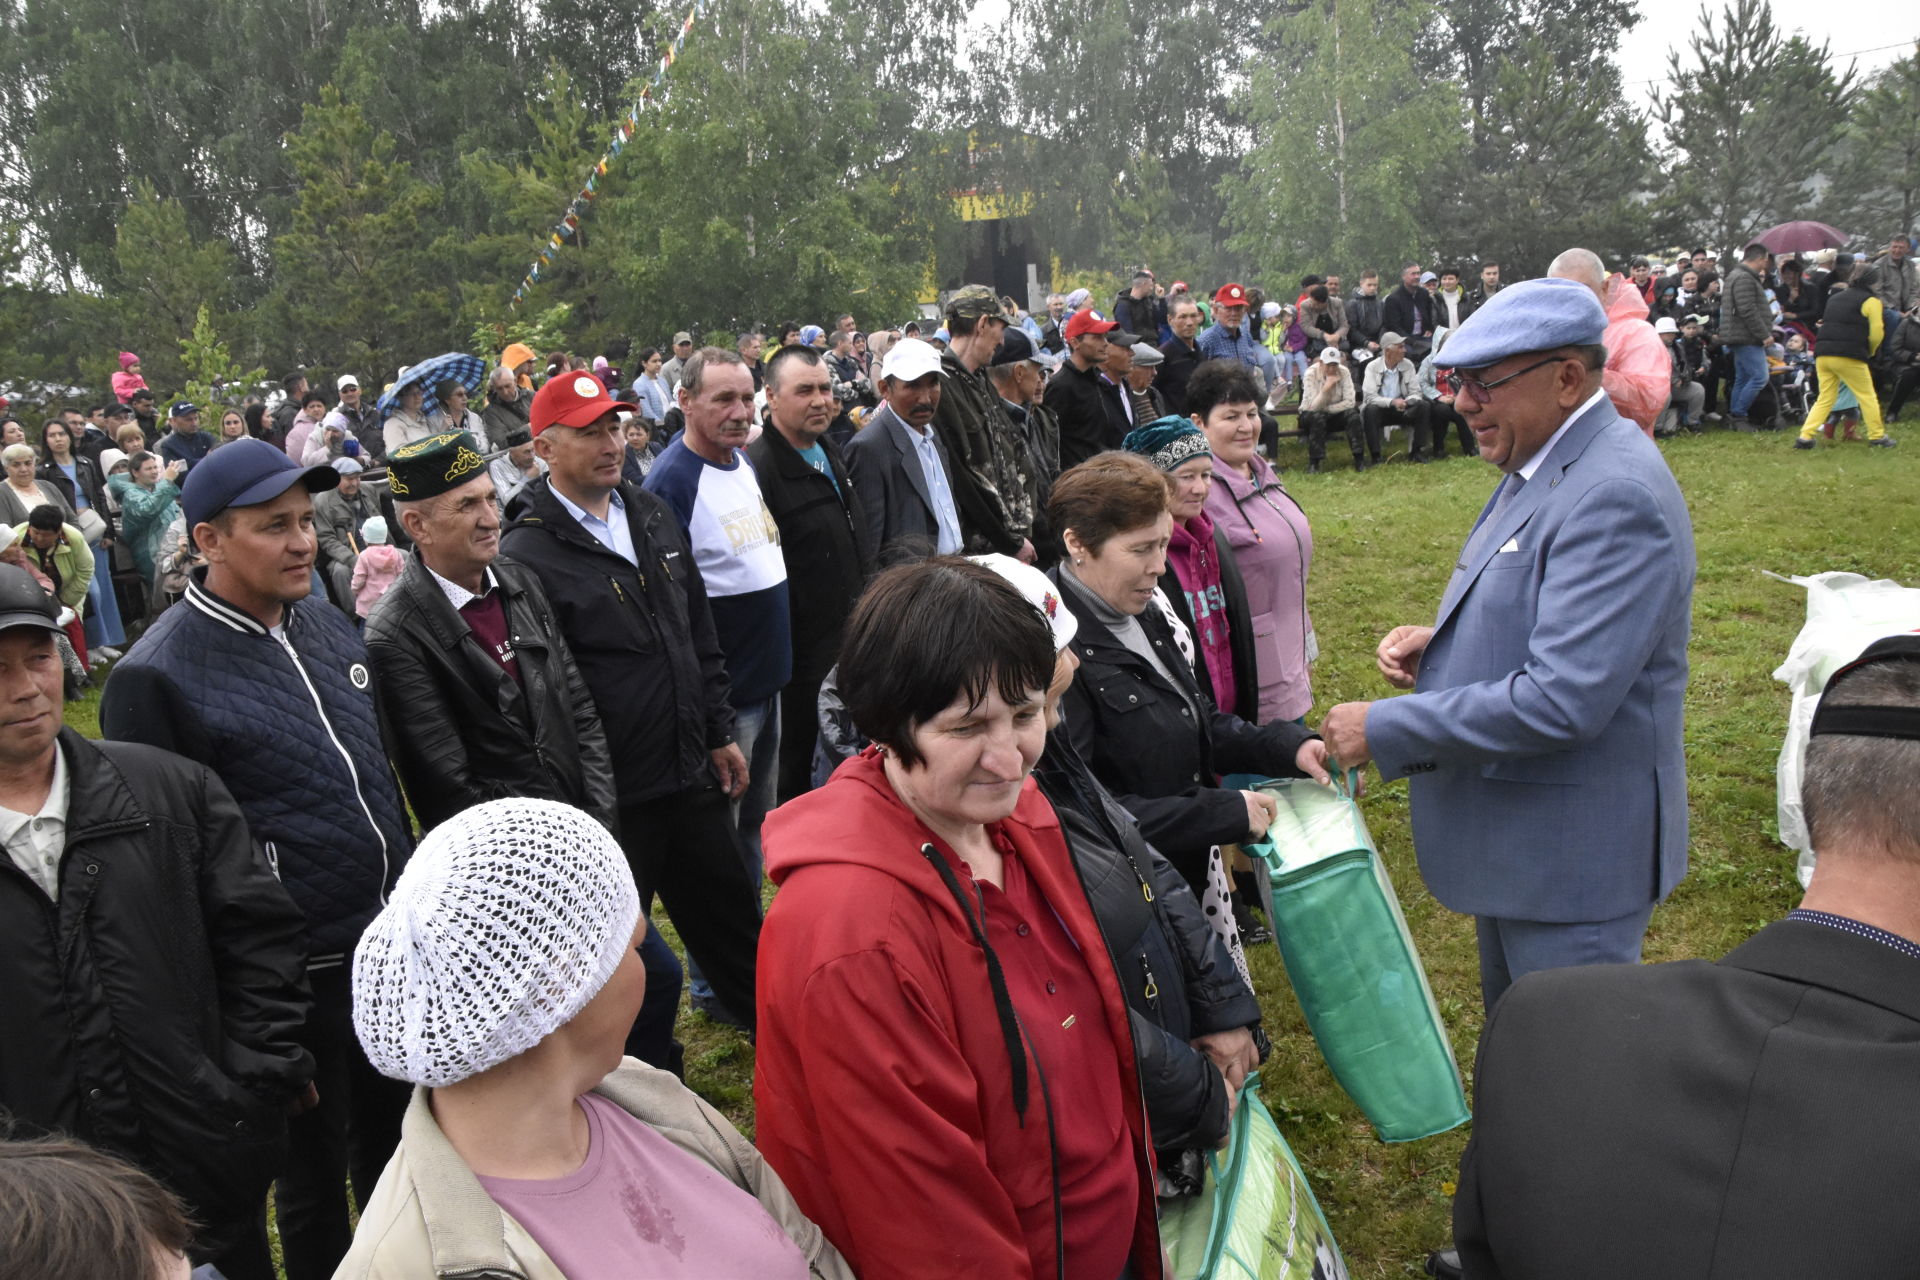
[1435,277,1608,368]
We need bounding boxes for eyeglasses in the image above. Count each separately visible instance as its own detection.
[1454,354,1568,402]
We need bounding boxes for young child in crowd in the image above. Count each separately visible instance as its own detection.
[350,516,404,620]
[111,352,148,403]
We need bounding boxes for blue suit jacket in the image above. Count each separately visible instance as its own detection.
[1366,397,1695,922]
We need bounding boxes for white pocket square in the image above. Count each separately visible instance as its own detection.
[1497,538,1521,554]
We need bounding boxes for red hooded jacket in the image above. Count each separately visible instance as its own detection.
[755,749,1164,1280]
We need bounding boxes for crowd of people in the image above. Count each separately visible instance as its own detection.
[0,240,1915,1280]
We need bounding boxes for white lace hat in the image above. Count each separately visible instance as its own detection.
[353,798,640,1086]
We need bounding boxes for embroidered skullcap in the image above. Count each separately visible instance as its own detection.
[352,798,641,1086]
[1122,415,1212,474]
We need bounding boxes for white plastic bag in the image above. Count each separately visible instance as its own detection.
[1771,571,1920,886]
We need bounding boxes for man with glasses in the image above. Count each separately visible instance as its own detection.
[1318,277,1696,1020]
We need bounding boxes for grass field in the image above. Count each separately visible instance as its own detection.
[61,427,1916,1276]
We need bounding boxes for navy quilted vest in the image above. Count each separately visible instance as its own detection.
[109,578,411,963]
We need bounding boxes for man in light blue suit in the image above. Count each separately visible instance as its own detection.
[1321,277,1696,1011]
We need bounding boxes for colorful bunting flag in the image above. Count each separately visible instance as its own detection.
[508,0,708,309]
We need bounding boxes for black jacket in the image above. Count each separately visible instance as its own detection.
[1043,357,1129,472]
[1157,337,1203,418]
[501,477,736,804]
[1049,565,1317,893]
[1345,291,1386,347]
[364,553,618,833]
[1381,284,1434,345]
[1159,520,1261,724]
[746,424,876,682]
[0,730,312,1259]
[1036,730,1260,1159]
[1456,918,1920,1278]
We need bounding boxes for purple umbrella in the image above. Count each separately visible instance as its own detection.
[1753,221,1850,254]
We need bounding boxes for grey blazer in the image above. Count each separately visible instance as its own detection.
[842,402,956,559]
[1367,395,1696,923]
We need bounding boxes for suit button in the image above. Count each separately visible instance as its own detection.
[1193,773,1202,782]
[1128,694,1138,704]
[1046,980,1057,994]
[1179,706,1189,716]
[85,864,99,875]
[1016,923,1030,937]
[87,1087,102,1101]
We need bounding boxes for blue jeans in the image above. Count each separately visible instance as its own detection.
[687,696,780,1004]
[1729,343,1769,418]
[1474,902,1656,1012]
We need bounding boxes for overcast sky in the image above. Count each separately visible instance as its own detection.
[1624,0,1917,109]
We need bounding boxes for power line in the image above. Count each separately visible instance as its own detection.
[1624,34,1918,88]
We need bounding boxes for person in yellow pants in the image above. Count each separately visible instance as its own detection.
[1796,265,1894,448]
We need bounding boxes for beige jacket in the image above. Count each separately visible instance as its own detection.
[333,1059,856,1280]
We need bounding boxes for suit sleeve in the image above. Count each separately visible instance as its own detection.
[781,949,1037,1279]
[192,762,315,1098]
[1367,477,1688,779]
[841,437,889,557]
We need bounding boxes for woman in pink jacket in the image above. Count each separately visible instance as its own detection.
[1191,360,1315,725]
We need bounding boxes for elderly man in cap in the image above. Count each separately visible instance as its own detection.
[100,438,414,1280]
[157,400,211,473]
[1299,345,1361,472]
[1128,340,1167,420]
[1361,332,1433,462]
[500,363,762,1040]
[1320,277,1695,1014]
[842,337,964,560]
[312,455,378,610]
[1196,282,1267,377]
[929,284,1037,561]
[988,327,1063,492]
[0,559,313,1280]
[1455,634,1920,1277]
[333,374,382,460]
[661,330,696,390]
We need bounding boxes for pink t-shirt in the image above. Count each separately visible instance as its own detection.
[477,1092,811,1280]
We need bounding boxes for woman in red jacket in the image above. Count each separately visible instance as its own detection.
[756,557,1163,1280]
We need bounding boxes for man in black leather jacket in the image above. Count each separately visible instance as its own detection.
[364,430,617,834]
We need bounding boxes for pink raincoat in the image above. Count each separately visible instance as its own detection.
[1601,276,1670,438]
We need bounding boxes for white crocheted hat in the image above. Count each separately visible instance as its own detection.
[352,798,640,1087]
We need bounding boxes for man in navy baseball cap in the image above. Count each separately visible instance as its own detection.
[181,436,340,532]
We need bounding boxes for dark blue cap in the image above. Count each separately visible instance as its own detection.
[170,401,198,417]
[181,437,339,531]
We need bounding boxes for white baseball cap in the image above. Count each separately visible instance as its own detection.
[337,374,360,390]
[1653,316,1679,334]
[1319,346,1343,364]
[879,337,944,383]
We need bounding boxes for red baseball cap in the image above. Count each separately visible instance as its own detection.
[1214,283,1249,307]
[529,372,638,436]
[1063,310,1119,341]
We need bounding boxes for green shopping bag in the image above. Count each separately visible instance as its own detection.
[1159,1074,1349,1280]
[1229,774,1469,1143]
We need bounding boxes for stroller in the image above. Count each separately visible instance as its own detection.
[1772,339,1814,425]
